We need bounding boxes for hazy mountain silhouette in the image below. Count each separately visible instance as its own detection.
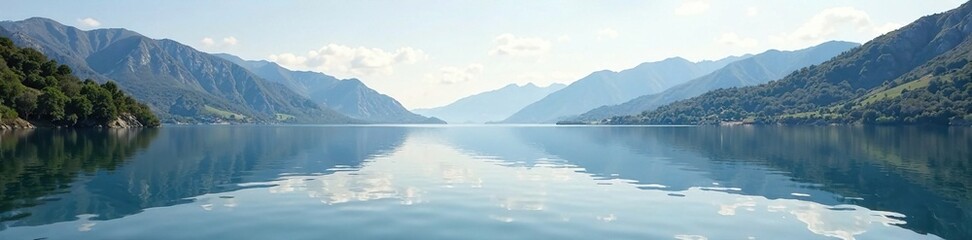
[412,83,565,123]
[501,55,748,123]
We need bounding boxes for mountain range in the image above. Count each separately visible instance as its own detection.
[0,17,355,123]
[571,41,860,122]
[6,4,969,127]
[611,1,972,125]
[215,54,443,123]
[500,55,749,123]
[411,83,565,123]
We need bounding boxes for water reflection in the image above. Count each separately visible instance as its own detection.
[439,126,969,239]
[0,126,968,239]
[0,128,159,220]
[1,126,406,228]
[645,126,972,240]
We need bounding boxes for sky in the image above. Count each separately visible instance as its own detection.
[0,0,966,109]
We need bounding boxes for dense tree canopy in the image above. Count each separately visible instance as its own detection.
[609,60,972,126]
[0,37,159,127]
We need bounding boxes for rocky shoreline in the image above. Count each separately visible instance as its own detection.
[0,118,35,129]
[1,114,151,130]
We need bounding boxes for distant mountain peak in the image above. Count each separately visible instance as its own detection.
[345,78,365,84]
[694,54,753,65]
[503,52,745,123]
[9,17,138,35]
[662,56,690,62]
[630,57,690,69]
[499,83,520,89]
[591,69,617,75]
[18,17,60,24]
[213,53,442,124]
[412,82,567,123]
[820,40,859,45]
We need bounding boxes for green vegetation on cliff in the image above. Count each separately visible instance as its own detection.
[0,37,159,127]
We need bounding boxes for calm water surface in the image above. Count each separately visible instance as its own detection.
[0,125,969,239]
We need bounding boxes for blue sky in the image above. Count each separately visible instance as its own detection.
[1,0,966,109]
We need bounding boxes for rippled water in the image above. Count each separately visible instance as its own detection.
[0,125,969,239]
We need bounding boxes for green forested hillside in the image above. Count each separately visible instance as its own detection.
[609,2,972,126]
[0,37,159,127]
[782,44,972,125]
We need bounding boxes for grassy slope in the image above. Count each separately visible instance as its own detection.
[858,75,934,105]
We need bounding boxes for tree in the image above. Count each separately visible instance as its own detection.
[67,96,93,121]
[56,64,72,76]
[928,79,943,93]
[83,83,117,123]
[38,87,68,121]
[0,68,25,100]
[14,91,38,119]
[0,103,16,120]
[862,110,880,124]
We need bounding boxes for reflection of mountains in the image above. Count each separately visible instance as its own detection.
[648,126,971,240]
[439,127,817,195]
[440,127,815,200]
[0,129,159,217]
[430,127,557,164]
[4,126,967,238]
[493,126,969,240]
[0,126,407,228]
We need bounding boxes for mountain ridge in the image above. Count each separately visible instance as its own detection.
[0,17,354,124]
[608,2,972,125]
[214,53,444,124]
[500,54,749,123]
[412,82,566,123]
[570,41,860,122]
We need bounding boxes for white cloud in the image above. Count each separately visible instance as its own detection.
[222,36,238,46]
[268,53,306,67]
[77,17,101,28]
[746,7,759,17]
[716,32,758,48]
[770,7,899,47]
[557,35,571,42]
[675,0,711,16]
[200,36,239,49]
[269,44,429,76]
[788,7,870,41]
[489,33,551,57]
[201,37,215,47]
[426,64,484,84]
[597,28,619,40]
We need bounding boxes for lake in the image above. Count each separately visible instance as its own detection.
[0,125,969,239]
